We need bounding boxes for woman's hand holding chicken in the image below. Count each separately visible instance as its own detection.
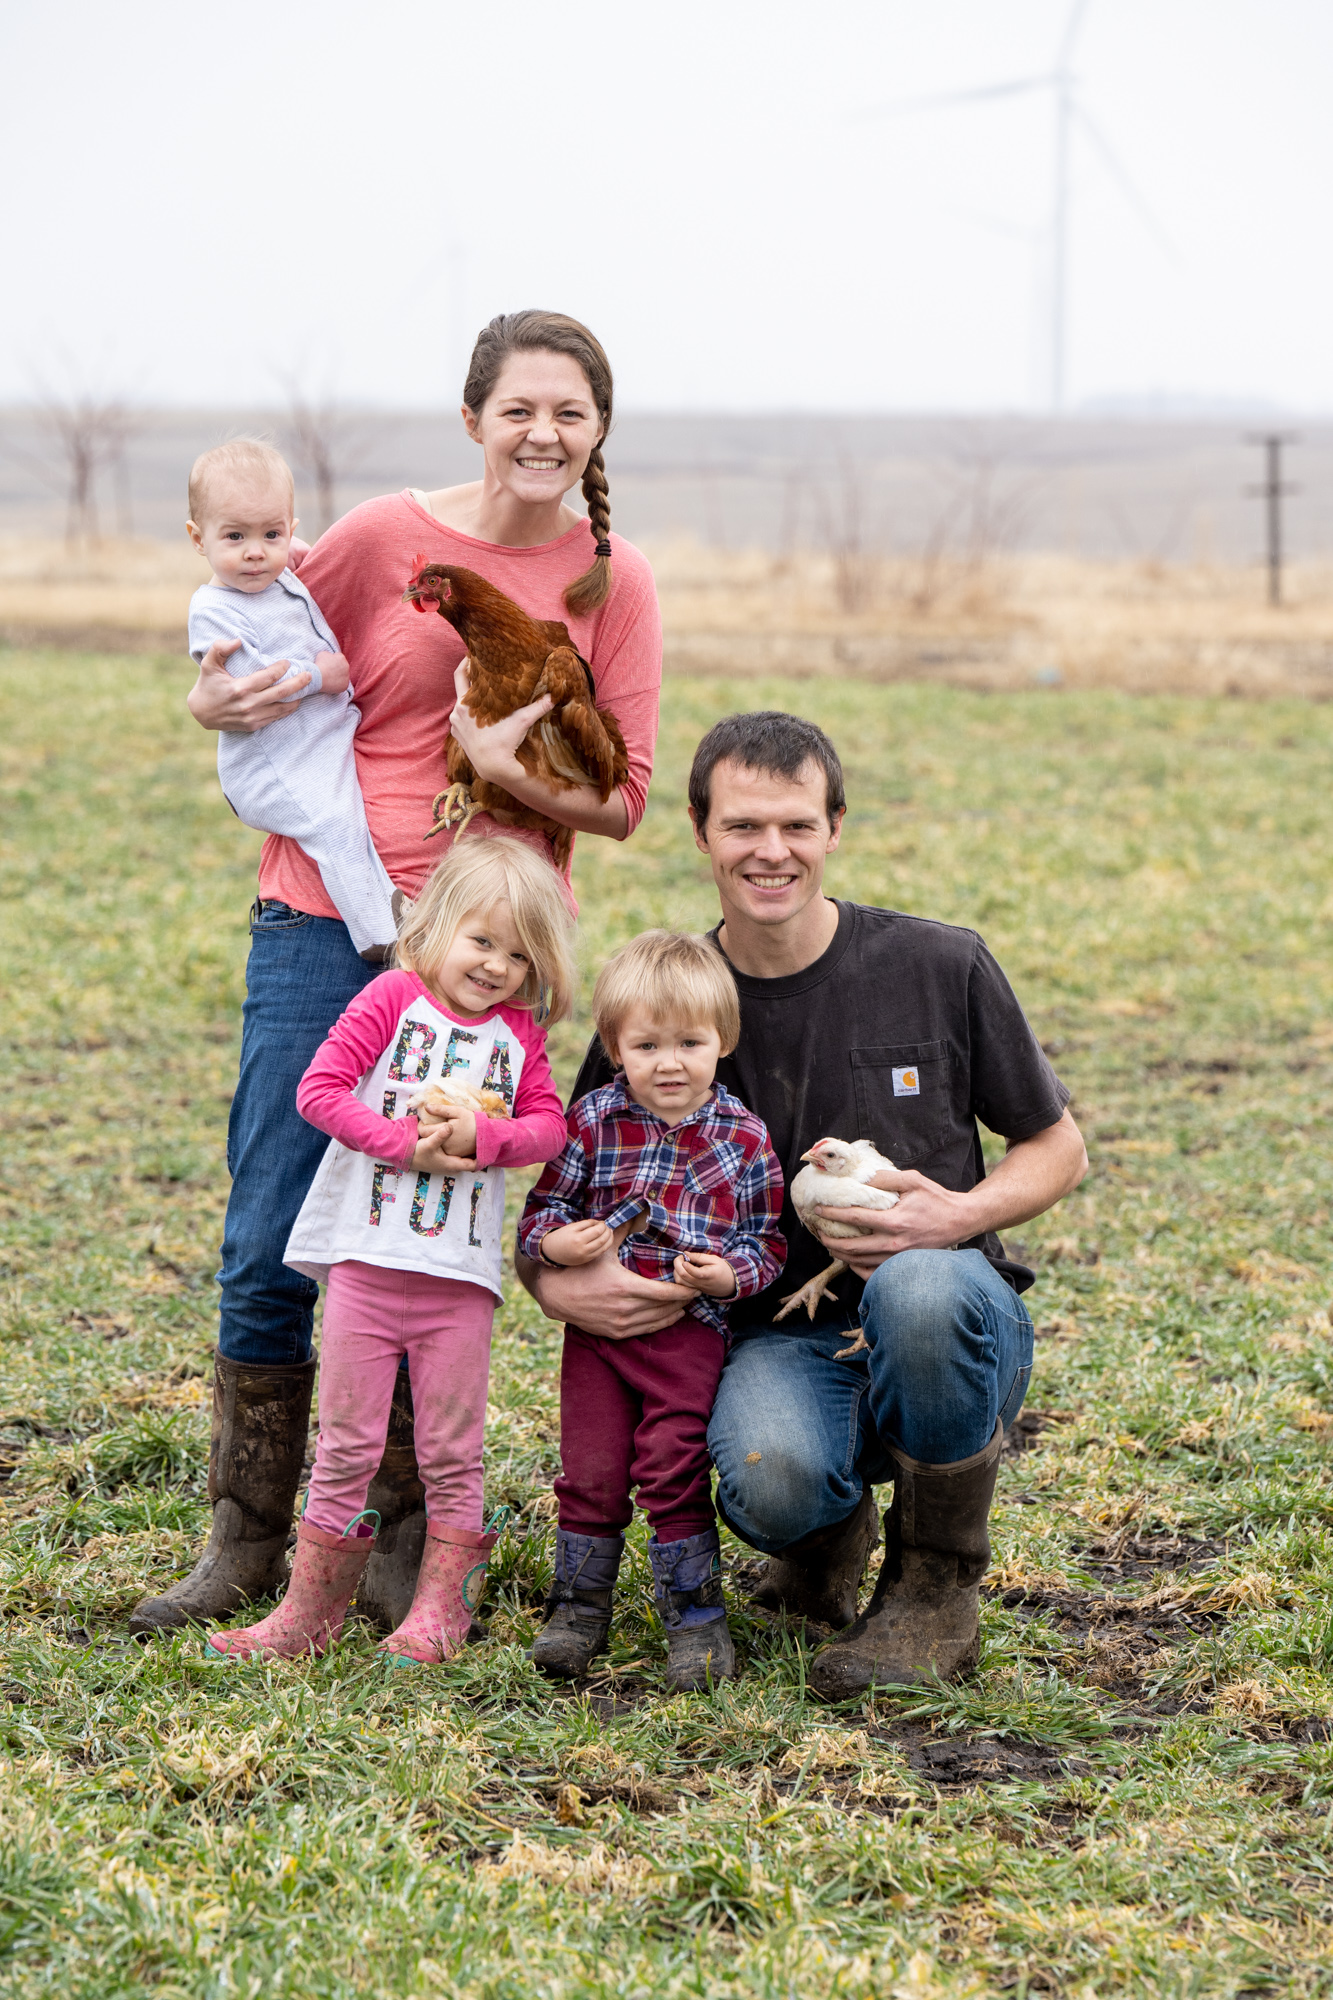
[446,657,555,793]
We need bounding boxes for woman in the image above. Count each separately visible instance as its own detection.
[131,311,662,1638]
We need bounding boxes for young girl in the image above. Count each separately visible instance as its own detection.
[207,836,574,1665]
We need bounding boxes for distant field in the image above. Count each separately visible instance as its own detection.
[3,534,1333,699]
[2,652,1333,1995]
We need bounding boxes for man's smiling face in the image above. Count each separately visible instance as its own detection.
[690,757,844,931]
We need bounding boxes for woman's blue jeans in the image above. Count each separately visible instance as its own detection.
[707,1248,1033,1554]
[217,902,379,1364]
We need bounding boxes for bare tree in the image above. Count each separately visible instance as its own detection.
[281,384,366,537]
[18,380,140,547]
[909,430,1056,612]
[812,454,887,614]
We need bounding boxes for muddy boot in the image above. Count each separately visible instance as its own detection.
[354,1369,430,1635]
[381,1520,500,1665]
[206,1516,376,1661]
[649,1529,736,1692]
[530,1529,623,1679]
[748,1488,880,1629]
[129,1352,315,1637]
[809,1420,1003,1700]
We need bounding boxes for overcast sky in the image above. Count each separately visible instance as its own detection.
[3,0,1330,414]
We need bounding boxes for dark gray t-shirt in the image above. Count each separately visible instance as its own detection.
[568,900,1070,1333]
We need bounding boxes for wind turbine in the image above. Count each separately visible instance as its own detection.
[863,0,1175,410]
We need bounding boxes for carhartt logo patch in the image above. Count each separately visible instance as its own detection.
[892,1067,920,1097]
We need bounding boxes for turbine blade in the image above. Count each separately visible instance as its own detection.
[1058,0,1094,68]
[1073,100,1181,262]
[857,74,1058,119]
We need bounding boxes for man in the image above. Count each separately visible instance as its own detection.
[519,711,1087,1694]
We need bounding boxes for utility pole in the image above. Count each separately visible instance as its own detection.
[1246,433,1299,606]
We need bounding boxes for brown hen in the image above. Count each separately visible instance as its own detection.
[404,563,629,869]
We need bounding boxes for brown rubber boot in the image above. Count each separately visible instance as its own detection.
[808,1419,1004,1699]
[354,1370,429,1634]
[748,1488,880,1629]
[129,1352,315,1637]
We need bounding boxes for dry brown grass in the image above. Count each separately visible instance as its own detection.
[4,533,1333,697]
[0,536,201,649]
[653,540,1333,697]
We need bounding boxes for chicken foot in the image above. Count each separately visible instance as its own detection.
[427,783,483,842]
[774,1259,849,1324]
[774,1259,871,1358]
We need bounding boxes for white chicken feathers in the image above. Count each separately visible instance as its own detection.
[776,1137,900,1356]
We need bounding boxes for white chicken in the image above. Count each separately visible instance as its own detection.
[407,1077,510,1126]
[775,1137,900,1358]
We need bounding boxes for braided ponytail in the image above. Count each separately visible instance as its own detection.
[462,310,615,616]
[564,444,612,615]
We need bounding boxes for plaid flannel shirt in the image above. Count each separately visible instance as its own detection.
[518,1077,787,1336]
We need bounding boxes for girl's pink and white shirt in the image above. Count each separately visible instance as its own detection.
[284,969,566,1296]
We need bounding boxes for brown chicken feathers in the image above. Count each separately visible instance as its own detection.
[404,563,629,869]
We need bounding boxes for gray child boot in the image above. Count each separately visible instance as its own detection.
[531,1529,623,1679]
[648,1528,737,1691]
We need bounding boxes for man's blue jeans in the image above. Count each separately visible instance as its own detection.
[707,1249,1033,1554]
[217,902,379,1364]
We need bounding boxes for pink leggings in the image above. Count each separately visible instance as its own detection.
[304,1259,494,1538]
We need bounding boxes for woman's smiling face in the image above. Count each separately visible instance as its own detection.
[463,351,603,511]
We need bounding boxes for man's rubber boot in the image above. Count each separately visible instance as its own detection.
[649,1529,736,1692]
[748,1488,880,1629]
[530,1530,623,1679]
[129,1352,315,1637]
[206,1518,375,1660]
[809,1419,1004,1699]
[355,1369,430,1634]
[381,1520,500,1665]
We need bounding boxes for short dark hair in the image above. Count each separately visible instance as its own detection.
[688,711,847,829]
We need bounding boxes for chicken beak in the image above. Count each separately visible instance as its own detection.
[799,1148,818,1163]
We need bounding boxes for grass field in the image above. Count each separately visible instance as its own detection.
[2,650,1333,1997]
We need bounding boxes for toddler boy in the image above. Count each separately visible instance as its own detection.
[518,929,786,1689]
[187,439,397,959]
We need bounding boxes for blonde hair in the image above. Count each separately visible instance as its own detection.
[593,931,740,1065]
[188,438,294,526]
[396,836,576,1025]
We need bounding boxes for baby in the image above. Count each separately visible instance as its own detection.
[187,439,397,959]
[518,930,786,1691]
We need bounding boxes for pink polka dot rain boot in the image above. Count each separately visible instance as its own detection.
[206,1512,378,1662]
[380,1518,499,1666]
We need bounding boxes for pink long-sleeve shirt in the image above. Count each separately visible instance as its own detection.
[259,494,662,920]
[285,969,566,1292]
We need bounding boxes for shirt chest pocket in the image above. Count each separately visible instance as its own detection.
[683,1140,744,1201]
[851,1042,951,1169]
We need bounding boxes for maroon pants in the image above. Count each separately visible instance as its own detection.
[555,1317,727,1542]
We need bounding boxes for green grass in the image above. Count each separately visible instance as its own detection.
[3,648,1333,1996]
